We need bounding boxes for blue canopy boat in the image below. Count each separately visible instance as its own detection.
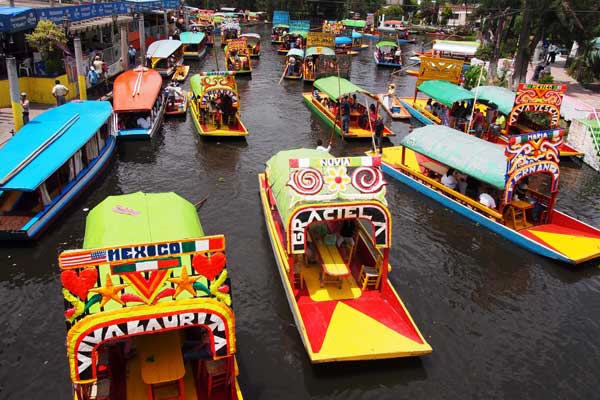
[0,101,116,239]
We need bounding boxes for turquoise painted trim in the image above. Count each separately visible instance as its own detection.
[381,161,573,264]
[399,99,433,126]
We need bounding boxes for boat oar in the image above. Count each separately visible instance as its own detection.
[279,61,290,85]
[195,196,209,209]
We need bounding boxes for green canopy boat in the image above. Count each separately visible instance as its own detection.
[401,125,506,188]
[417,80,475,107]
[83,192,203,248]
[471,85,516,116]
[313,76,366,102]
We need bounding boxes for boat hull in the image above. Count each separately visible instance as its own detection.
[302,93,394,139]
[377,94,411,120]
[373,52,402,68]
[0,135,116,240]
[258,174,432,362]
[189,98,249,137]
[378,148,600,264]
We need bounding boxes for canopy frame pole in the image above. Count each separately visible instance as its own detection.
[467,66,485,134]
[365,95,376,153]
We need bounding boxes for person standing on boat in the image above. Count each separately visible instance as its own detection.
[384,83,396,110]
[440,105,450,126]
[316,139,332,152]
[373,115,384,154]
[52,80,69,106]
[128,45,137,68]
[341,96,351,134]
[471,108,485,137]
[20,92,30,125]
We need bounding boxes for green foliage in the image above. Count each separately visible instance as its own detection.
[537,74,554,84]
[374,5,404,21]
[475,43,492,61]
[440,6,453,25]
[463,65,487,89]
[25,20,67,60]
[567,39,600,86]
[26,20,67,76]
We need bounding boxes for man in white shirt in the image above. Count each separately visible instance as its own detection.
[441,168,457,190]
[52,80,69,106]
[137,116,151,129]
[479,192,497,209]
[316,139,331,152]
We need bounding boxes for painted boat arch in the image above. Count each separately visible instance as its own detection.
[59,192,242,397]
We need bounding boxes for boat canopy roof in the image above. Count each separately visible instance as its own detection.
[113,68,163,112]
[287,48,304,58]
[342,19,366,28]
[305,46,335,57]
[240,32,260,40]
[274,24,289,28]
[265,149,388,228]
[180,31,206,44]
[401,125,506,189]
[352,31,363,39]
[284,30,307,37]
[314,76,366,102]
[335,36,352,45]
[146,40,182,59]
[221,21,240,30]
[376,41,397,48]
[383,20,403,25]
[190,73,239,106]
[471,85,516,116]
[0,101,112,192]
[83,192,203,249]
[432,40,479,56]
[418,80,475,107]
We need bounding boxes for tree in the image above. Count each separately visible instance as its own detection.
[374,5,404,21]
[440,7,453,25]
[25,20,67,75]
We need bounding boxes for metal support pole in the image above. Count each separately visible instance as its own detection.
[6,57,23,132]
[120,22,129,69]
[74,36,87,100]
[163,10,169,38]
[183,8,189,31]
[138,13,146,62]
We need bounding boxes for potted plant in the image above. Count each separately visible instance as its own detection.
[25,19,67,76]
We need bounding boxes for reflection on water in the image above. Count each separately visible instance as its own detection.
[1,24,600,399]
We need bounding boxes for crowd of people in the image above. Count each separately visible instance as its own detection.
[424,99,507,138]
[199,92,237,129]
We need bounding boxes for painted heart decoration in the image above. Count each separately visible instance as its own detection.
[192,252,226,281]
[61,268,98,300]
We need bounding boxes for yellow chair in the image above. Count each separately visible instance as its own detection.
[358,262,381,291]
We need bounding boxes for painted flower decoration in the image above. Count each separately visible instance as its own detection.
[324,167,351,193]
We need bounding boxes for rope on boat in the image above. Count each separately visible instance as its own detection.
[132,69,143,97]
[0,113,80,185]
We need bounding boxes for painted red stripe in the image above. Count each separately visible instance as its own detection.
[289,159,299,168]
[209,236,224,250]
[156,259,179,268]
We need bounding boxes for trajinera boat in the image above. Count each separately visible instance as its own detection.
[145,39,183,77]
[270,24,289,44]
[258,149,432,362]
[377,125,600,264]
[373,41,402,68]
[180,31,208,59]
[401,81,583,158]
[189,23,215,46]
[173,65,190,82]
[58,191,243,399]
[221,21,240,47]
[113,67,165,138]
[188,72,249,137]
[165,82,188,116]
[224,39,252,75]
[302,46,336,83]
[304,76,395,139]
[240,33,261,57]
[284,48,304,80]
[0,101,115,240]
